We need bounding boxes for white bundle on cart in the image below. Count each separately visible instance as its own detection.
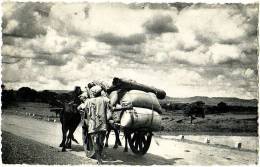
[113,90,163,131]
[120,107,161,131]
[120,90,162,113]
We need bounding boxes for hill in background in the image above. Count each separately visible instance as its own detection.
[49,90,259,107]
[162,96,258,107]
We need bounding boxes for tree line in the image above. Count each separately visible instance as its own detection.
[1,85,73,109]
[160,100,257,114]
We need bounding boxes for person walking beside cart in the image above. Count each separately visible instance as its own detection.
[78,85,109,164]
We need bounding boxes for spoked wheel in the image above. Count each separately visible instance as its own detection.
[127,131,152,155]
[82,128,95,158]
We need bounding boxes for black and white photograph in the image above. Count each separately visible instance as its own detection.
[1,1,259,165]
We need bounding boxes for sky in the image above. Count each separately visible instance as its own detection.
[1,2,259,99]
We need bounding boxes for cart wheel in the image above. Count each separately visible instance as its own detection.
[83,130,95,158]
[127,131,152,155]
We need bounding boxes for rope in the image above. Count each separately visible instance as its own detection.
[130,101,134,127]
[149,93,154,127]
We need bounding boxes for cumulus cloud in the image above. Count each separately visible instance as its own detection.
[2,2,52,38]
[77,39,111,58]
[176,4,258,45]
[208,43,242,64]
[2,45,35,58]
[36,53,73,66]
[95,33,146,46]
[143,14,178,34]
[48,3,90,37]
[2,28,82,66]
[244,68,255,78]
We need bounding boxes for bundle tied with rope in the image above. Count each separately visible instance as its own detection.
[120,90,162,114]
[108,77,166,131]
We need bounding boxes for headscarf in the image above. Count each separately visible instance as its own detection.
[89,85,102,98]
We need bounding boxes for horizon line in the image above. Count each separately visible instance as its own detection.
[3,87,258,101]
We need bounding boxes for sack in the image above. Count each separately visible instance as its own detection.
[109,89,127,107]
[109,90,119,107]
[112,77,166,99]
[120,90,162,113]
[120,107,161,131]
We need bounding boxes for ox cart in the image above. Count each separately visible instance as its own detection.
[83,107,161,156]
[83,78,166,157]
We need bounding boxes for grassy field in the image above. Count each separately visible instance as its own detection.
[2,102,59,122]
[2,102,258,136]
[159,109,258,136]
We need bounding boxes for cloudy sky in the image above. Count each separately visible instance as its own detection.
[2,2,258,99]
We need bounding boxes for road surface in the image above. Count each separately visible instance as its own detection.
[2,114,258,165]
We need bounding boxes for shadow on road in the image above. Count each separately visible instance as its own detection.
[70,145,84,152]
[102,147,183,165]
[68,144,182,165]
[68,144,183,165]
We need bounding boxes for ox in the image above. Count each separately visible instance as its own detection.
[59,102,81,152]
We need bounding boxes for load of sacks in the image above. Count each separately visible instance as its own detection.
[110,90,162,114]
[79,78,166,131]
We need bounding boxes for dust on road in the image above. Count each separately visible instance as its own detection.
[1,114,258,165]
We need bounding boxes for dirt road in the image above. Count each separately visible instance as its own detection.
[2,114,258,165]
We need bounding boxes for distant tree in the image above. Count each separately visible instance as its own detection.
[184,101,205,123]
[56,92,73,103]
[38,90,58,103]
[17,87,38,102]
[2,84,7,108]
[1,84,16,108]
[217,101,228,112]
[192,101,205,117]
